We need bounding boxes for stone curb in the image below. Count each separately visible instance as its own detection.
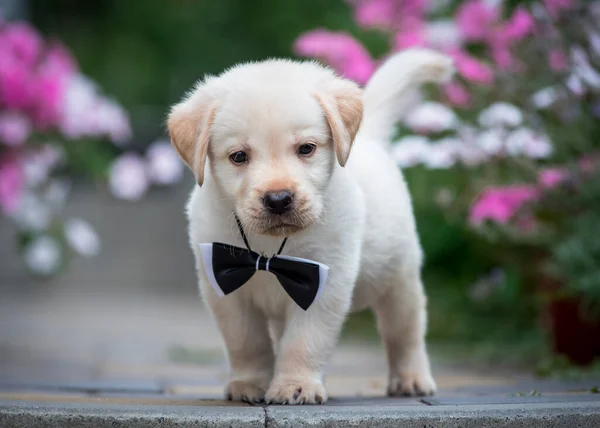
[2,400,600,428]
[267,401,600,427]
[0,401,265,428]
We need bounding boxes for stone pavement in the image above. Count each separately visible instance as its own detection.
[1,181,599,426]
[1,290,599,427]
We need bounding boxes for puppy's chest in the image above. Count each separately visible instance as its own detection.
[239,271,291,318]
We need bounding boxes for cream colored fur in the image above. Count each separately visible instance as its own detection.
[168,48,454,404]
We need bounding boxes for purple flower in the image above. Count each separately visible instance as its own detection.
[543,0,575,18]
[0,111,30,146]
[108,153,149,201]
[146,140,184,185]
[0,154,23,214]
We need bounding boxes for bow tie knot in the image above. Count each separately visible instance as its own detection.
[255,255,271,272]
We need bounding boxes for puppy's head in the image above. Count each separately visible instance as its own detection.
[168,60,362,236]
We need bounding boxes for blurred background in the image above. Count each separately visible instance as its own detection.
[1,0,600,388]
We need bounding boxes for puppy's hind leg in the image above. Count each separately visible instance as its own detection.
[373,265,436,397]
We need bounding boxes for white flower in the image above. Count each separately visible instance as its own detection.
[426,20,461,49]
[44,179,71,212]
[476,128,506,155]
[64,218,101,258]
[0,111,30,147]
[391,136,430,168]
[566,74,585,96]
[60,74,131,145]
[109,153,149,201]
[24,236,61,276]
[532,87,558,109]
[95,99,132,146]
[587,27,600,56]
[505,128,553,158]
[571,46,600,89]
[523,134,553,159]
[10,193,52,231]
[422,138,459,169]
[146,140,184,185]
[22,145,64,187]
[405,102,458,134]
[478,102,523,128]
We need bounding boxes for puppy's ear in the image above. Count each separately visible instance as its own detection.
[167,88,217,186]
[315,81,363,167]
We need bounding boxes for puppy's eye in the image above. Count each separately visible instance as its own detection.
[229,151,248,164]
[298,143,316,157]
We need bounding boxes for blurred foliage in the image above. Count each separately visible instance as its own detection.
[32,0,592,363]
[30,0,388,145]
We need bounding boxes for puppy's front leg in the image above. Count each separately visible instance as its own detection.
[265,293,351,405]
[205,288,274,403]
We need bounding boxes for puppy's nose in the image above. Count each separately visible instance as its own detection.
[263,190,294,215]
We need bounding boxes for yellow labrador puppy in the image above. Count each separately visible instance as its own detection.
[168,48,453,404]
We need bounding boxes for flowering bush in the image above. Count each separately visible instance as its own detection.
[295,1,600,327]
[0,18,183,276]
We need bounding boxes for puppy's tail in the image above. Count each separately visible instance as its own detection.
[358,48,454,142]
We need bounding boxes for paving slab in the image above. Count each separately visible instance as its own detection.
[266,401,600,428]
[2,398,600,428]
[0,400,264,428]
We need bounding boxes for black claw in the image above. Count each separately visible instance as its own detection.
[293,387,302,400]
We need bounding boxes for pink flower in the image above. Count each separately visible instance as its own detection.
[109,153,149,201]
[0,22,42,67]
[394,29,427,50]
[448,49,494,84]
[490,45,515,70]
[443,81,471,107]
[538,168,567,189]
[30,68,66,129]
[0,111,30,146]
[40,43,78,78]
[0,56,33,110]
[499,8,535,43]
[456,0,498,41]
[0,154,23,214]
[294,30,376,84]
[549,49,568,71]
[470,185,538,226]
[354,0,394,30]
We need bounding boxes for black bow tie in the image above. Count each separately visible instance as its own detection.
[198,216,329,310]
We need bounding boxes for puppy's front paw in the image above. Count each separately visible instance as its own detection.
[387,367,436,397]
[265,376,327,404]
[225,379,268,403]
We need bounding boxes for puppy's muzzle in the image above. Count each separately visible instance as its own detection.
[263,190,294,215]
